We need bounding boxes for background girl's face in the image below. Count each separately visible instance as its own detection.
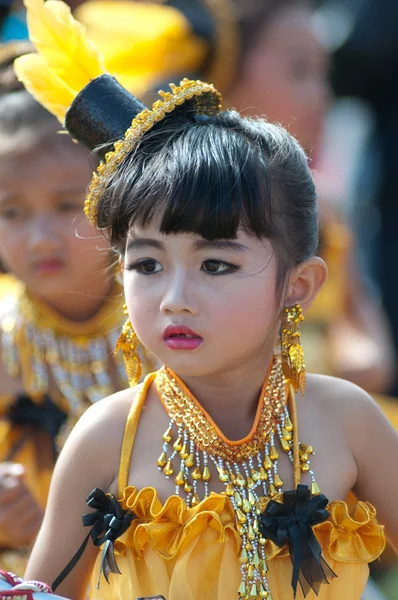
[230,7,329,152]
[123,223,281,378]
[0,141,110,300]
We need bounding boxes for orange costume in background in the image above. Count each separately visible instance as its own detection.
[0,274,128,571]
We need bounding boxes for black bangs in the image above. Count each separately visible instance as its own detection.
[96,110,318,273]
[97,112,278,245]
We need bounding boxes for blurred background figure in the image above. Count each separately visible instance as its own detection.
[0,42,129,573]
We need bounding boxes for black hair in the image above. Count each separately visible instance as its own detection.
[96,109,318,280]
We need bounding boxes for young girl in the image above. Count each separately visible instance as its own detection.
[73,0,397,399]
[11,1,398,599]
[0,42,129,571]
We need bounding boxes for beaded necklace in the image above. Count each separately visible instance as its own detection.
[0,276,127,417]
[155,356,320,600]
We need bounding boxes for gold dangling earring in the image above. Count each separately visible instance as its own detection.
[281,304,306,395]
[114,304,142,387]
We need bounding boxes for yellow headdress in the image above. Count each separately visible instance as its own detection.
[14,0,222,227]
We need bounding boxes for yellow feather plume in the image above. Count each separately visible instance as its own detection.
[14,0,106,123]
[14,53,75,121]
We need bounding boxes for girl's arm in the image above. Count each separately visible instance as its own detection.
[348,387,398,552]
[24,390,133,600]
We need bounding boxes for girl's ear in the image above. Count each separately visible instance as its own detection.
[285,257,328,312]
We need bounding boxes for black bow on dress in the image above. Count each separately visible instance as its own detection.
[259,484,336,597]
[52,488,135,592]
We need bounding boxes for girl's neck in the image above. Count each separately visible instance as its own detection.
[30,276,115,323]
[173,348,275,441]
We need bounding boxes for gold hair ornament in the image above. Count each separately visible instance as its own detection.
[85,78,222,225]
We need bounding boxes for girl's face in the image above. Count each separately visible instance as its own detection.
[0,142,110,300]
[123,223,281,378]
[230,7,329,153]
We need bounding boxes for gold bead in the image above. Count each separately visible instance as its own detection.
[191,493,200,506]
[269,483,277,496]
[248,525,256,541]
[173,436,183,452]
[192,466,202,480]
[251,468,261,482]
[236,508,247,523]
[270,446,279,461]
[234,492,243,507]
[253,519,259,534]
[236,473,246,487]
[247,476,255,489]
[218,467,230,482]
[238,581,247,596]
[301,463,310,472]
[248,491,256,505]
[274,473,283,488]
[281,438,291,452]
[225,483,234,496]
[239,548,248,564]
[202,466,211,481]
[259,467,268,481]
[284,416,293,431]
[282,427,292,441]
[249,583,258,597]
[300,452,308,462]
[237,523,246,536]
[163,460,174,476]
[185,453,195,468]
[243,498,252,514]
[300,443,313,454]
[175,470,185,486]
[180,443,189,459]
[247,565,254,580]
[157,451,167,467]
[260,583,269,597]
[311,481,321,495]
[184,481,193,493]
[162,426,173,443]
[264,455,272,470]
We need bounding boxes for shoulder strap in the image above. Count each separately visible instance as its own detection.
[287,384,301,488]
[118,372,156,497]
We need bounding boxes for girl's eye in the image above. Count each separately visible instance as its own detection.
[202,259,239,275]
[127,258,163,275]
[0,206,24,220]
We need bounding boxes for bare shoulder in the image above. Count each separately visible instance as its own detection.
[57,384,143,492]
[306,372,381,419]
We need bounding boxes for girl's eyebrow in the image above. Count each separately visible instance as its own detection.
[126,238,165,252]
[194,240,249,253]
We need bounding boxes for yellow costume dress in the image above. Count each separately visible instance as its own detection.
[0,274,128,572]
[88,370,385,600]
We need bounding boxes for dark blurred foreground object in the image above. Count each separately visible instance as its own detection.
[331,0,398,395]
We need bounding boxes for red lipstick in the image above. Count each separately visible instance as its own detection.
[163,325,202,350]
[32,258,65,275]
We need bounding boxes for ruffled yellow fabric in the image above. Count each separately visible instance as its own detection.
[90,487,385,600]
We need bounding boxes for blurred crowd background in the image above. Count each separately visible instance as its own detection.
[0,1,397,598]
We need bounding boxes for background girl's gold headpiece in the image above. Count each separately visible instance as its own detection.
[14,0,223,226]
